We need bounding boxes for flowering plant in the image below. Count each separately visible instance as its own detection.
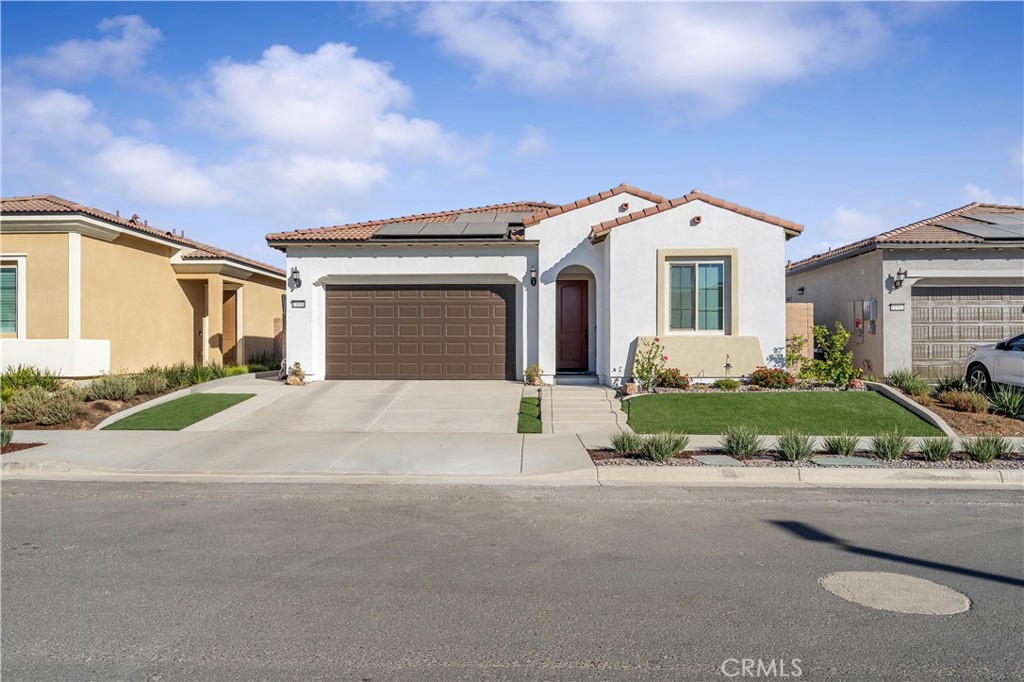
[749,366,795,389]
[657,367,690,389]
[632,337,667,391]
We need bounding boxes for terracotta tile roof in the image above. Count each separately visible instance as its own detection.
[266,200,556,244]
[521,183,666,227]
[589,189,804,241]
[786,203,1024,271]
[1,194,285,278]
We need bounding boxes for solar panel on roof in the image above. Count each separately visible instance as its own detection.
[454,212,498,222]
[959,213,1024,226]
[374,222,428,236]
[462,223,509,237]
[935,221,1023,240]
[492,212,532,223]
[418,223,469,236]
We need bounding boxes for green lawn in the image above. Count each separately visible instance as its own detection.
[625,391,942,436]
[104,393,255,431]
[517,396,542,434]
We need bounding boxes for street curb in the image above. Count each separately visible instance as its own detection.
[93,373,281,430]
[864,381,957,438]
[4,459,1021,489]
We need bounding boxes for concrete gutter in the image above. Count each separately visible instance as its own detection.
[94,373,282,430]
[3,459,1020,489]
[864,381,957,438]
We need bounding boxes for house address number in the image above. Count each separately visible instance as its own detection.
[889,303,905,311]
[291,300,306,309]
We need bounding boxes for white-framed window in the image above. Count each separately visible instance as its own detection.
[668,261,725,332]
[0,255,27,339]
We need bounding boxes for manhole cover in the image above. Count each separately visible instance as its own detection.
[820,571,970,615]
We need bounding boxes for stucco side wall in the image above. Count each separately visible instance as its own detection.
[526,192,658,382]
[285,244,536,381]
[0,232,69,339]
[241,273,285,362]
[82,234,196,372]
[785,250,884,375]
[608,201,788,383]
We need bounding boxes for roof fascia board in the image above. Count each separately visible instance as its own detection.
[172,260,255,280]
[786,244,878,275]
[275,239,538,250]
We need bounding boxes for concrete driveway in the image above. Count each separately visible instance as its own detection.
[218,380,525,434]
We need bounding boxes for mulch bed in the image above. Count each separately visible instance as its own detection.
[8,390,177,431]
[588,449,1024,469]
[923,400,1024,437]
[1,442,46,455]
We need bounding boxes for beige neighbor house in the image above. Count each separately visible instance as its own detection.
[0,195,286,377]
[786,203,1024,380]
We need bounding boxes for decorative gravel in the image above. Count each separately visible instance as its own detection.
[625,381,867,397]
[588,449,1024,469]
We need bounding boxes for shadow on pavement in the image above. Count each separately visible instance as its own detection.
[770,519,1024,588]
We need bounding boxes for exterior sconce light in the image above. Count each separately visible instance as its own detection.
[797,286,805,296]
[529,265,538,287]
[724,354,732,377]
[893,268,908,289]
[290,266,302,288]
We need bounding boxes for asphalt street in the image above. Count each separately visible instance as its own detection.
[2,482,1022,681]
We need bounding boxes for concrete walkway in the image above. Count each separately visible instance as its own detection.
[540,385,629,434]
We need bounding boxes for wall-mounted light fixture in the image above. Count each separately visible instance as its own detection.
[529,265,538,287]
[893,268,908,289]
[724,354,732,378]
[797,286,805,296]
[290,266,302,288]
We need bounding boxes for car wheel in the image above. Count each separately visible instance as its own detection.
[966,364,991,394]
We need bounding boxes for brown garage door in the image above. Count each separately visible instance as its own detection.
[911,286,1024,380]
[325,285,515,380]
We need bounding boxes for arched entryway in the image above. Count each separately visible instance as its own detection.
[555,265,596,375]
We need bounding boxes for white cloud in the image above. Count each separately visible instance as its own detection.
[790,206,889,260]
[511,126,550,160]
[18,15,161,81]
[961,183,1018,205]
[3,85,226,207]
[413,3,888,111]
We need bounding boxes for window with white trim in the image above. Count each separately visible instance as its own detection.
[669,261,725,332]
[0,265,17,334]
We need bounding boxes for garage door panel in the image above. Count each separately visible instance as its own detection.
[911,286,1024,380]
[325,284,515,380]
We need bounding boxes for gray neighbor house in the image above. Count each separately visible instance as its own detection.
[785,202,1024,380]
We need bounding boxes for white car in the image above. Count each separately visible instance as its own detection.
[965,332,1024,392]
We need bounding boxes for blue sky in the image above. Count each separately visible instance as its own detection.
[2,2,1022,268]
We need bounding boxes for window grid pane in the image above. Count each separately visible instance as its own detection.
[0,267,16,334]
[698,263,724,331]
[670,265,695,330]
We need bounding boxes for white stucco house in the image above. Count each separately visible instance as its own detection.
[266,183,803,385]
[786,202,1024,380]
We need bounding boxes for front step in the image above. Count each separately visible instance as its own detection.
[554,374,600,386]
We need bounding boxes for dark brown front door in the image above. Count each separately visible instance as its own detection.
[556,280,588,372]
[324,285,515,380]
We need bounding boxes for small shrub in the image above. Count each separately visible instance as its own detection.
[870,430,912,461]
[962,437,1013,463]
[1,364,63,392]
[610,430,643,455]
[720,425,766,458]
[785,334,808,375]
[247,363,271,373]
[162,362,195,389]
[886,369,929,397]
[36,390,82,426]
[1,426,12,447]
[822,432,858,456]
[287,362,306,385]
[524,363,543,386]
[990,386,1024,419]
[639,433,690,463]
[921,437,954,462]
[657,368,690,389]
[2,386,49,423]
[749,366,795,389]
[136,369,169,395]
[935,375,968,393]
[937,390,989,414]
[247,350,281,368]
[224,364,250,377]
[713,378,741,391]
[632,337,667,391]
[803,322,860,386]
[775,430,814,461]
[87,374,139,401]
[190,363,226,385]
